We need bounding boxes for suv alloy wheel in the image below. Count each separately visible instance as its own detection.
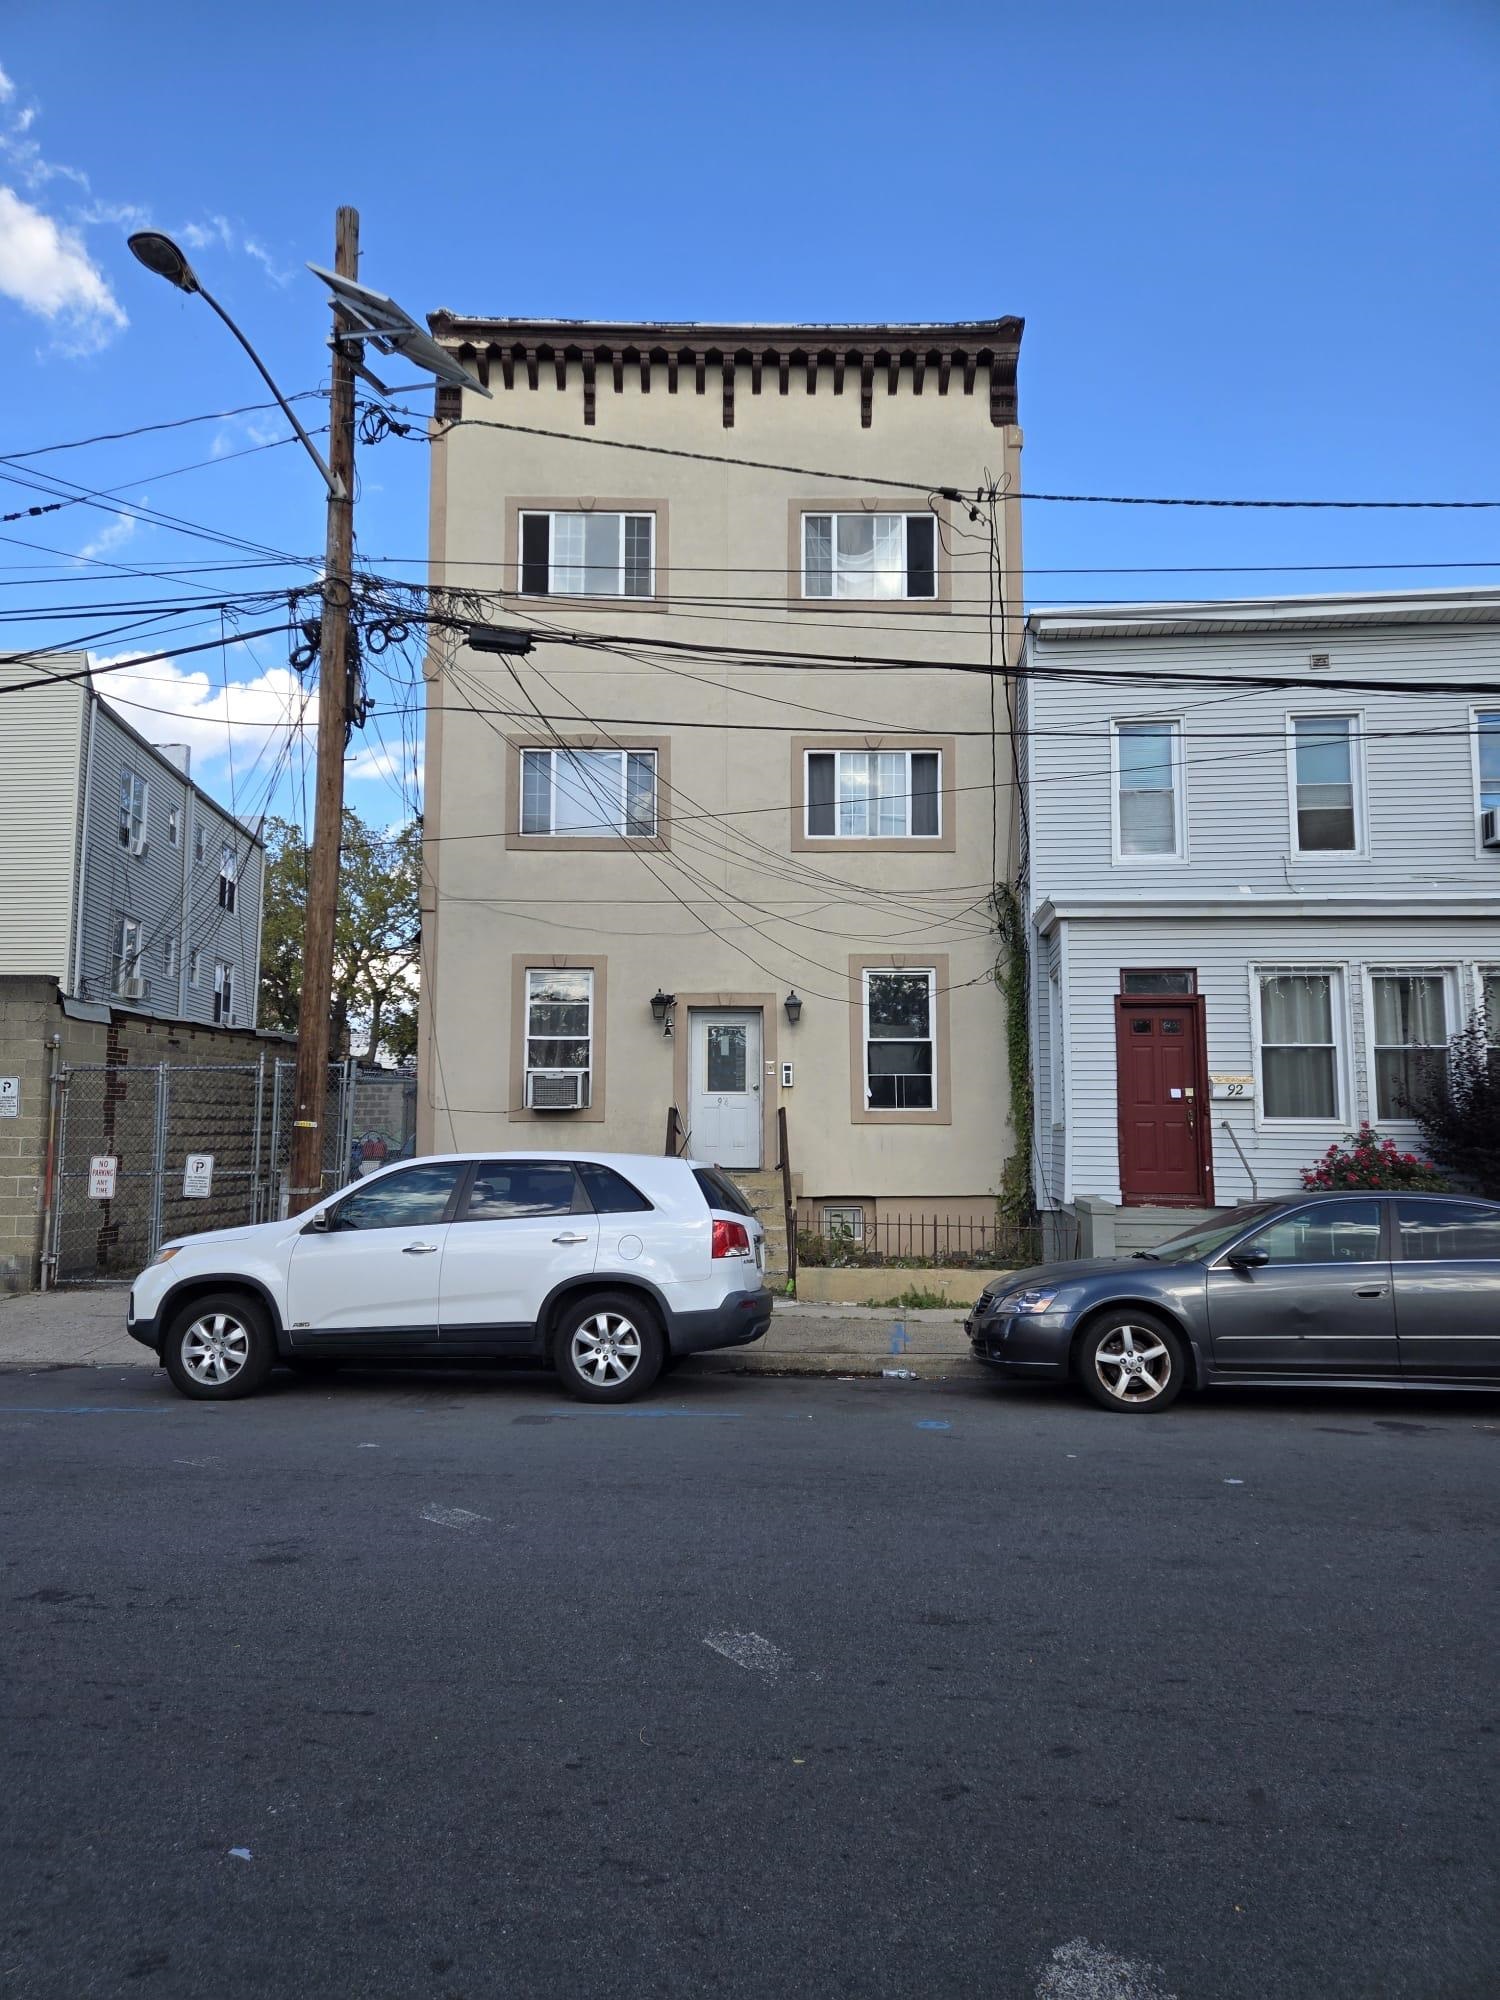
[553,1290,664,1403]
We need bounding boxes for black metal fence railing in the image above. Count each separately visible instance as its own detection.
[796,1211,1041,1271]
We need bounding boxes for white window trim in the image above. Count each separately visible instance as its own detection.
[520,747,658,840]
[1361,964,1457,1127]
[163,933,178,979]
[189,948,202,989]
[1249,962,1352,1129]
[803,747,943,842]
[1286,710,1367,860]
[167,804,181,848]
[1047,969,1064,1129]
[1471,703,1500,858]
[861,966,938,1115]
[219,840,238,910]
[118,770,148,855]
[525,966,594,1095]
[193,820,206,865]
[800,511,935,601]
[1109,718,1186,865]
[519,510,656,600]
[1477,963,1500,1039]
[213,958,235,1025]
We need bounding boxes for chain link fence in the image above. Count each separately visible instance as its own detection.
[45,1059,418,1285]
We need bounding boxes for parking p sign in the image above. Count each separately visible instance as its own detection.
[0,1077,18,1118]
[182,1153,215,1198]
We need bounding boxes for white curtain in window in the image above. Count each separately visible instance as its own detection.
[834,515,903,598]
[1373,974,1446,1048]
[1261,972,1333,1045]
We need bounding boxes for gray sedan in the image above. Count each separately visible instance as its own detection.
[967,1190,1500,1412]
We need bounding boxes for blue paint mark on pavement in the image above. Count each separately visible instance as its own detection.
[914,1418,952,1431]
[0,1406,174,1416]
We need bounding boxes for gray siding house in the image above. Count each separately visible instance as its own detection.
[1020,591,1500,1250]
[0,658,265,1026]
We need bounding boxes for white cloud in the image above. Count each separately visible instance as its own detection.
[92,652,316,778]
[345,743,402,783]
[0,183,125,346]
[0,64,14,102]
[74,509,138,563]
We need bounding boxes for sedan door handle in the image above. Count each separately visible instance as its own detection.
[402,1242,440,1255]
[1355,1286,1387,1298]
[552,1232,589,1245]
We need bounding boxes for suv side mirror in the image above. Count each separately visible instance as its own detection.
[1227,1246,1270,1270]
[301,1207,333,1235]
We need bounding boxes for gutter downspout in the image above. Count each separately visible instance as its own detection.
[70,690,97,997]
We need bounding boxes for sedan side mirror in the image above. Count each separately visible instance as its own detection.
[1227,1246,1270,1270]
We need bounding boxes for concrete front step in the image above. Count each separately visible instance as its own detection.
[725,1170,792,1282]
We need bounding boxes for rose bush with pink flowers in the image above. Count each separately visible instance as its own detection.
[1299,1124,1447,1192]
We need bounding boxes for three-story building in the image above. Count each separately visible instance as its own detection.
[419,316,1025,1259]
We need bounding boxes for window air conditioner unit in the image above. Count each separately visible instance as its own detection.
[526,1069,588,1110]
[1482,809,1500,850]
[121,975,147,1001]
[129,835,148,857]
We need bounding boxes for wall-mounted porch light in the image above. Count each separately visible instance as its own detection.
[783,989,803,1026]
[650,989,676,1037]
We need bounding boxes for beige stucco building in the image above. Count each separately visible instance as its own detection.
[418,316,1024,1256]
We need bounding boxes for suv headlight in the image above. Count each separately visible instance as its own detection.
[148,1245,181,1268]
[996,1286,1058,1315]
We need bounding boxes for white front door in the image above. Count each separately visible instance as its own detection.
[689,1010,763,1169]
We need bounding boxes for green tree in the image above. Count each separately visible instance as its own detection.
[258,810,420,1065]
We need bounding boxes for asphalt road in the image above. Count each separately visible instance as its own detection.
[2,1365,1496,2000]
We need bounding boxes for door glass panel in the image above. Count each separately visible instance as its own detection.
[706,1025,747,1092]
[463,1162,580,1221]
[332,1164,463,1231]
[1131,1018,1152,1035]
[1161,1018,1183,1034]
[1121,969,1194,995]
[1240,1200,1383,1264]
[1395,1199,1500,1261]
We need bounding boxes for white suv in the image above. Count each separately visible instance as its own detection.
[127,1152,773,1403]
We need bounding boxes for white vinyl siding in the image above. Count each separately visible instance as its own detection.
[805,749,940,840]
[0,673,86,979]
[863,968,937,1111]
[1112,720,1183,860]
[520,748,657,838]
[519,511,654,598]
[801,513,936,599]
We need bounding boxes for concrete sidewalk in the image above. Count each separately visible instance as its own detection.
[0,1289,984,1380]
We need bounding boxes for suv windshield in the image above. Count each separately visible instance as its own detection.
[1137,1202,1278,1263]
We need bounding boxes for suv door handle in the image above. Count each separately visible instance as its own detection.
[553,1231,589,1245]
[1355,1286,1387,1298]
[402,1242,439,1255]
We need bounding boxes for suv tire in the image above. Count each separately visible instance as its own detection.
[163,1291,276,1401]
[1077,1308,1186,1413]
[553,1290,664,1403]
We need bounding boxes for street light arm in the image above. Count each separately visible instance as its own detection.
[194,283,346,501]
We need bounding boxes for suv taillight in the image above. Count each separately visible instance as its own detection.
[712,1217,752,1259]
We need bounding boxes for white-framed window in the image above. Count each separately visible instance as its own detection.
[520,747,657,838]
[1290,714,1361,854]
[863,968,937,1111]
[163,933,178,980]
[212,959,234,1025]
[1047,970,1064,1127]
[114,914,143,993]
[519,511,654,598]
[193,820,206,865]
[1476,708,1500,827]
[1255,967,1343,1120]
[822,1204,865,1242]
[167,804,181,848]
[219,840,238,911]
[805,749,940,840]
[118,769,147,853]
[1370,969,1450,1120]
[189,948,202,988]
[525,967,593,1104]
[1111,719,1184,859]
[801,512,936,599]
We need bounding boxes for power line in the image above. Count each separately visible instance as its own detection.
[386,402,1500,509]
[3,390,327,464]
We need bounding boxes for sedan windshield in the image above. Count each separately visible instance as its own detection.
[1135,1202,1278,1262]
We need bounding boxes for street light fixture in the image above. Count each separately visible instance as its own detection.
[127,230,344,500]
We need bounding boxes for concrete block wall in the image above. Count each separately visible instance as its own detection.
[0,979,60,1293]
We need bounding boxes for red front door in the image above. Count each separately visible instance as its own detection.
[1115,998,1211,1206]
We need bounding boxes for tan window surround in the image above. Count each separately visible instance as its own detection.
[785,498,955,613]
[503,733,672,852]
[848,953,952,1127]
[502,498,671,607]
[509,955,607,1125]
[790,735,957,855]
[671,992,779,1169]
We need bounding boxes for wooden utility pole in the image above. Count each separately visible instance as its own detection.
[286,205,359,1212]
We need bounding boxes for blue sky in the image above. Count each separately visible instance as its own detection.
[2,0,1497,832]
